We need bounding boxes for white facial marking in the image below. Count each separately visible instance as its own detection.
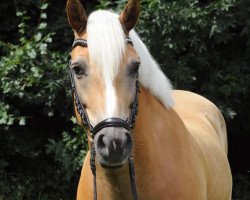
[105,80,117,117]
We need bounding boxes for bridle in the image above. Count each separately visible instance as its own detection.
[70,38,138,138]
[69,38,139,200]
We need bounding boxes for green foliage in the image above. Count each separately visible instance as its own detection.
[0,6,67,125]
[46,122,88,182]
[0,2,87,199]
[135,0,250,121]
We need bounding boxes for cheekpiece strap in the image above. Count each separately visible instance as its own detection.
[69,65,93,130]
[129,73,139,129]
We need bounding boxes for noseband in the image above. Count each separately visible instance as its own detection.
[70,38,139,200]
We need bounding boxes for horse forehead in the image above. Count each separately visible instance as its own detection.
[71,42,138,70]
[124,45,140,61]
[71,44,89,58]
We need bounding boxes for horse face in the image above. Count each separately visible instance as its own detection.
[71,43,140,167]
[67,0,141,168]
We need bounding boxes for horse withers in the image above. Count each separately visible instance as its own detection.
[66,0,232,199]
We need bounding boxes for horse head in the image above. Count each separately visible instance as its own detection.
[67,0,141,168]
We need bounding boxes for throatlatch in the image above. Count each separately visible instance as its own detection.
[70,38,139,200]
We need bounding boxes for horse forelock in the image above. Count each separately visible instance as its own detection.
[86,10,127,116]
[87,10,125,84]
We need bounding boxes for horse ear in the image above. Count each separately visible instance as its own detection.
[67,0,87,35]
[119,0,141,33]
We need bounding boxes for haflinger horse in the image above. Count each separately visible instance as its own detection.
[66,0,232,199]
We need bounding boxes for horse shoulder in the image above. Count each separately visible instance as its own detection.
[172,90,227,153]
[171,90,232,200]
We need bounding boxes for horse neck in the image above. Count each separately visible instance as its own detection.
[95,87,189,199]
[133,87,188,165]
[95,163,133,199]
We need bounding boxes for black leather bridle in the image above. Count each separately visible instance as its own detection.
[70,38,139,200]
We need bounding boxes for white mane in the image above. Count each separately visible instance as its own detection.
[129,30,174,108]
[86,10,174,108]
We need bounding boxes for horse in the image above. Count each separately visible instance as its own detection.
[66,0,232,199]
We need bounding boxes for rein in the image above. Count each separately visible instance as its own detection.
[69,38,139,200]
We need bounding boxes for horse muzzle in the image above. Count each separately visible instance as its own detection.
[94,127,133,168]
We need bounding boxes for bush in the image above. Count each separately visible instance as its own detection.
[0,3,87,199]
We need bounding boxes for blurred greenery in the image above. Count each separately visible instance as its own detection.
[0,0,249,199]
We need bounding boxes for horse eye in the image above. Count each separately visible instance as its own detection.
[72,65,86,78]
[128,62,140,76]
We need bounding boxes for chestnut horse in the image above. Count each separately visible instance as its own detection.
[66,0,232,199]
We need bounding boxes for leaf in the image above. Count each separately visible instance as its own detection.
[39,43,47,55]
[34,32,42,42]
[38,22,47,30]
[27,49,37,59]
[16,11,23,17]
[0,118,7,125]
[19,117,26,126]
[48,112,54,117]
[209,24,218,38]
[71,116,77,124]
[227,108,237,119]
[168,43,173,49]
[31,67,38,73]
[45,37,52,43]
[41,3,48,10]
[7,118,14,125]
[41,13,47,19]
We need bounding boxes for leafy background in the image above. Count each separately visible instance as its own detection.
[0,0,249,199]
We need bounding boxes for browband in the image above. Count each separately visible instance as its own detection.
[72,37,133,50]
[72,39,88,49]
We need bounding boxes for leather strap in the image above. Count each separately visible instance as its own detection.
[91,118,131,136]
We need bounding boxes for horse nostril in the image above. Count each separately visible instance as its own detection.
[97,134,110,158]
[97,134,106,149]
